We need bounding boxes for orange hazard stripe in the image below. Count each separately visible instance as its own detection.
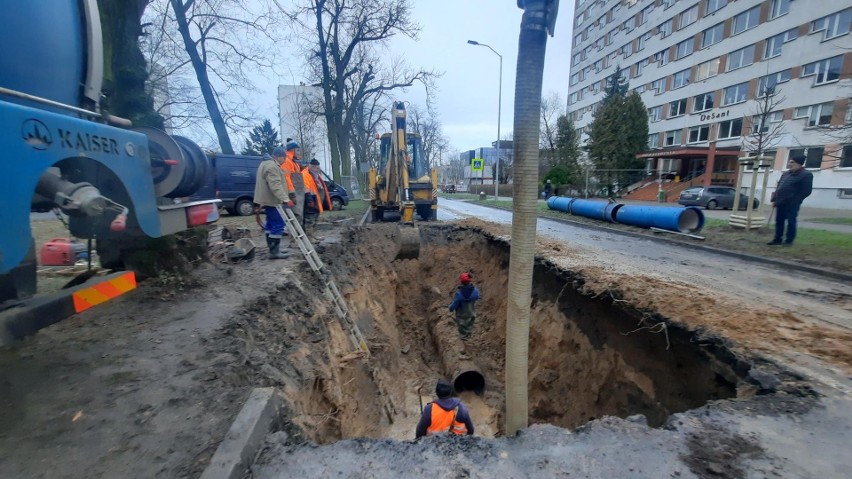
[72,272,137,313]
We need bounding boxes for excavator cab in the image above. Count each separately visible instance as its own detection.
[370,102,438,260]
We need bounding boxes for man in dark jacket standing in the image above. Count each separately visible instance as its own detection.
[415,380,475,438]
[449,272,480,340]
[769,155,813,246]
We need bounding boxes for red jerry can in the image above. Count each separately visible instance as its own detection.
[39,238,76,266]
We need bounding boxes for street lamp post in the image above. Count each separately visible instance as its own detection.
[467,40,502,199]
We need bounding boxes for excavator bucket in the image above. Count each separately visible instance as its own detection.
[395,225,421,260]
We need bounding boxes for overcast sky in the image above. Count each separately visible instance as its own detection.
[260,0,576,153]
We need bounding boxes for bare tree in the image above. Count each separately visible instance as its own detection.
[280,85,324,161]
[350,90,389,190]
[143,0,278,153]
[539,91,563,168]
[287,0,436,181]
[408,103,449,172]
[743,85,786,157]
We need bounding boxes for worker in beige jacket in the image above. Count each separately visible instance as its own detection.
[254,148,294,259]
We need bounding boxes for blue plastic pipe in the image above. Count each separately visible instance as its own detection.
[546,196,705,233]
[546,196,575,212]
[615,205,705,233]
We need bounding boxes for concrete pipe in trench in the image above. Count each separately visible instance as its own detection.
[429,316,485,394]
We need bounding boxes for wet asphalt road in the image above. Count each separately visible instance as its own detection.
[437,198,852,333]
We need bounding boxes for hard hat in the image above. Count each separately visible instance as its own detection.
[459,272,472,284]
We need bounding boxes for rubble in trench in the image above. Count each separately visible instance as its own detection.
[219,222,764,445]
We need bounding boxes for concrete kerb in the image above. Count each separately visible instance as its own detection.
[483,202,852,284]
[200,387,281,479]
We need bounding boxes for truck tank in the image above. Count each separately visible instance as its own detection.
[0,0,220,344]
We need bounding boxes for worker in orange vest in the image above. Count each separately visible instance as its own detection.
[278,141,304,236]
[415,380,474,438]
[301,159,332,241]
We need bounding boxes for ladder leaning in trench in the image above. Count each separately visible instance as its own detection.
[275,206,370,355]
[276,206,398,421]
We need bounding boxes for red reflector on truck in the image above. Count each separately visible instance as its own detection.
[187,203,219,226]
[72,272,137,313]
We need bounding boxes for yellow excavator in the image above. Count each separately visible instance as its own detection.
[369,101,438,260]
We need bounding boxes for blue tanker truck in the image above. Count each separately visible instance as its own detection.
[0,1,220,344]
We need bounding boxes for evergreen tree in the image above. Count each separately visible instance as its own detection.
[551,115,581,185]
[241,120,280,156]
[586,67,648,196]
[603,66,629,101]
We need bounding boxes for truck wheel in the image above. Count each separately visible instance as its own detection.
[331,197,344,211]
[234,199,255,216]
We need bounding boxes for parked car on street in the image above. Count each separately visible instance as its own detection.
[441,184,457,193]
[678,186,759,210]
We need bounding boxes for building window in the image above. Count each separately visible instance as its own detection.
[757,70,791,97]
[655,49,670,66]
[802,56,843,85]
[753,111,784,132]
[640,5,653,25]
[570,73,580,86]
[652,78,666,95]
[638,32,651,51]
[696,58,720,81]
[732,6,760,35]
[694,92,714,112]
[669,98,688,117]
[673,69,691,89]
[841,145,852,167]
[623,17,635,33]
[722,83,748,105]
[675,39,694,59]
[727,45,755,71]
[665,129,682,146]
[811,9,852,40]
[764,29,798,59]
[706,0,727,16]
[702,23,724,48]
[679,5,698,28]
[794,102,834,126]
[622,41,633,58]
[648,106,663,122]
[769,0,791,20]
[662,0,678,9]
[717,118,743,139]
[658,19,673,38]
[648,133,660,149]
[688,125,710,143]
[607,29,618,45]
[788,147,824,168]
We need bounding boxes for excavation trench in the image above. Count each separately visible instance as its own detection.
[265,224,751,444]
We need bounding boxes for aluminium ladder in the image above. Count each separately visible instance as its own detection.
[275,206,370,355]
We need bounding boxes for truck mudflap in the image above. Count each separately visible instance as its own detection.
[0,271,136,345]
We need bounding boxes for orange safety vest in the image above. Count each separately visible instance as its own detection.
[301,169,333,213]
[280,151,301,192]
[426,403,467,436]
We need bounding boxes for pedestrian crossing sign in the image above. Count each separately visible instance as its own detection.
[471,158,484,171]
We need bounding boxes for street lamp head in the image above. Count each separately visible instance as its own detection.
[467,40,479,45]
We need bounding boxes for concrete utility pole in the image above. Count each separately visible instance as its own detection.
[467,40,502,198]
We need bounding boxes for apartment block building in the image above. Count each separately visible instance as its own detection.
[567,0,852,208]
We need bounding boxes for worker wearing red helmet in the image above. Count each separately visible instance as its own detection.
[448,272,480,340]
